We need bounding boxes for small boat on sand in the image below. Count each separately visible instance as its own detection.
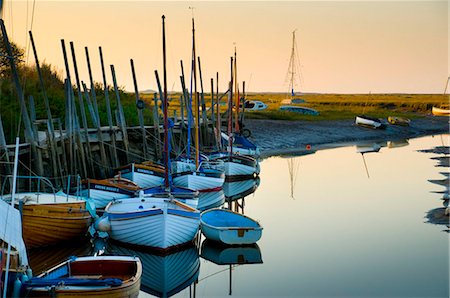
[387,116,410,126]
[279,105,319,116]
[355,115,384,129]
[432,106,450,116]
[200,208,263,245]
[21,255,142,297]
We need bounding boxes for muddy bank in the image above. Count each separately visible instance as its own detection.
[244,116,449,158]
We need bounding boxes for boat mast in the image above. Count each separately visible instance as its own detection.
[234,47,240,134]
[192,17,200,169]
[162,15,169,188]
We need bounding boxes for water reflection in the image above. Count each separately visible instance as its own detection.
[420,135,449,232]
[200,240,263,265]
[200,240,263,296]
[28,239,93,276]
[107,243,200,297]
[223,177,260,201]
[198,189,225,211]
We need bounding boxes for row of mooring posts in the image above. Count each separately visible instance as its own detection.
[0,18,247,191]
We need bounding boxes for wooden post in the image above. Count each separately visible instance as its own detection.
[85,47,108,177]
[152,92,161,160]
[28,95,44,176]
[29,30,62,182]
[111,64,130,163]
[99,47,119,168]
[0,115,12,180]
[56,118,69,176]
[70,41,95,177]
[0,20,34,144]
[197,57,209,148]
[61,39,87,178]
[82,81,108,177]
[216,72,221,150]
[130,59,147,160]
[64,79,74,174]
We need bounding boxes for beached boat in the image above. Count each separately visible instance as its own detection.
[116,162,165,188]
[279,105,319,115]
[241,100,268,111]
[200,208,263,245]
[432,106,450,116]
[355,115,383,129]
[109,243,200,297]
[81,177,140,209]
[2,191,93,249]
[387,116,410,126]
[21,255,142,297]
[103,197,200,251]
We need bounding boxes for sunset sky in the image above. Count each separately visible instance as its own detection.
[1,1,447,93]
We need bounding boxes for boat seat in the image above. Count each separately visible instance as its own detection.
[23,277,123,287]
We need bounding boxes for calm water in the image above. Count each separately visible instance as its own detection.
[29,134,449,297]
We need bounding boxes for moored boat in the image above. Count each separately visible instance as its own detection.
[200,208,263,245]
[81,178,140,209]
[210,153,260,180]
[116,162,165,188]
[2,192,93,249]
[172,160,225,191]
[223,177,260,201]
[21,255,142,297]
[103,197,200,251]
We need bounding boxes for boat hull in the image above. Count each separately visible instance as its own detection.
[119,164,165,188]
[12,193,92,249]
[355,115,382,129]
[106,198,200,250]
[22,256,142,298]
[432,106,450,116]
[172,172,224,191]
[200,209,263,245]
[387,116,410,126]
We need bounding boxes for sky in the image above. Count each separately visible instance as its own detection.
[0,1,448,93]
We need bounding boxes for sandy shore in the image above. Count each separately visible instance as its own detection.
[244,116,449,158]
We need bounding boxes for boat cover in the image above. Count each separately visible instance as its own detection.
[0,199,28,266]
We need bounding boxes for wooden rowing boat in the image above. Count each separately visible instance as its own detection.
[116,162,165,188]
[8,193,94,249]
[21,255,142,297]
[200,208,263,245]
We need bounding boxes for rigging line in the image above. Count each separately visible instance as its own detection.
[197,264,240,283]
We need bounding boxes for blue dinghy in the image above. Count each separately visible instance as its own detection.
[200,209,263,245]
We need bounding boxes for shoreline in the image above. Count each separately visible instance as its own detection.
[244,116,449,158]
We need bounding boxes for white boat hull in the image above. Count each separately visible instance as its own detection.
[355,116,382,129]
[173,173,224,191]
[82,189,133,209]
[107,198,200,250]
[201,223,262,245]
[122,171,164,189]
[224,160,259,177]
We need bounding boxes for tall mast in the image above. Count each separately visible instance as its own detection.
[234,47,240,133]
[162,15,169,188]
[192,17,200,169]
[289,30,296,97]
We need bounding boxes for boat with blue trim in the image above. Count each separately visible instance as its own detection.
[103,197,200,251]
[200,208,263,245]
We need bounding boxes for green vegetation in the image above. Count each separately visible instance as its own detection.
[0,41,150,143]
[141,91,447,122]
